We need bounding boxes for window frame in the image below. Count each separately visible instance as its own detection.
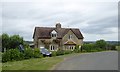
[68,46,75,50]
[69,35,72,39]
[51,30,57,38]
[50,45,58,51]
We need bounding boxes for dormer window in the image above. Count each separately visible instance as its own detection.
[51,34,57,37]
[69,35,72,39]
[51,30,57,37]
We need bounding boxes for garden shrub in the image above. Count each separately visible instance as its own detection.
[33,48,43,58]
[9,49,21,61]
[19,52,24,60]
[2,49,22,62]
[64,50,72,54]
[110,45,116,50]
[24,48,34,59]
[74,45,81,53]
[2,50,11,62]
[82,44,95,52]
[95,39,107,50]
[51,51,57,56]
[56,49,64,56]
[96,48,103,51]
[81,50,87,53]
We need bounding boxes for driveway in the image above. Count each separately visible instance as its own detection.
[54,51,118,70]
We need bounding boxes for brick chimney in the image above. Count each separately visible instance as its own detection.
[56,22,61,29]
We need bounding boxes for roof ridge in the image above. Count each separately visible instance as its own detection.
[36,27,55,28]
[35,27,79,29]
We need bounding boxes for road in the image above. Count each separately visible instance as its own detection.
[54,51,118,70]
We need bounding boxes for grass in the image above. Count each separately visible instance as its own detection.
[2,53,80,70]
[2,57,62,70]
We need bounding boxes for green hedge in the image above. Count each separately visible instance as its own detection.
[2,48,43,63]
[51,49,71,56]
[33,48,43,58]
[64,50,72,54]
[51,51,57,57]
[51,50,72,57]
[2,49,24,63]
[56,49,64,56]
[24,48,34,59]
[81,43,105,52]
[74,45,81,53]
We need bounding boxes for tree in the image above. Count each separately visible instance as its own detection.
[1,33,25,52]
[1,33,10,52]
[82,43,95,52]
[9,35,24,49]
[95,39,107,50]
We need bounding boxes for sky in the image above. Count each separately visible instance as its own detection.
[1,0,119,41]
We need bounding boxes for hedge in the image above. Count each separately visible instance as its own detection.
[2,49,23,62]
[33,48,43,58]
[2,48,43,63]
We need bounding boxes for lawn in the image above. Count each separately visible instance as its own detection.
[2,53,80,70]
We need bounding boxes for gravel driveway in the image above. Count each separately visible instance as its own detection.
[54,51,118,70]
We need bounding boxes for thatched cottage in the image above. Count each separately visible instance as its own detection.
[33,23,84,51]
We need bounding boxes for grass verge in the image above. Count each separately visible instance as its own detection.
[2,53,80,70]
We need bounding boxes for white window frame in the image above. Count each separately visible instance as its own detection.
[68,46,75,51]
[69,35,72,39]
[51,30,57,37]
[50,45,54,51]
[50,45,58,51]
[51,34,57,37]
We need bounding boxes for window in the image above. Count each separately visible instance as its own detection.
[69,35,72,39]
[51,30,57,37]
[68,46,75,50]
[50,45,55,51]
[50,45,58,51]
[51,34,57,37]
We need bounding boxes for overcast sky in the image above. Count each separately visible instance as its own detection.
[1,0,119,41]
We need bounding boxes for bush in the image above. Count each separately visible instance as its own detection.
[2,48,44,63]
[19,52,24,60]
[64,50,72,54]
[51,51,57,56]
[95,39,107,50]
[110,45,116,50]
[82,44,95,52]
[24,48,34,59]
[96,48,103,51]
[56,49,64,56]
[9,49,21,61]
[2,49,22,62]
[116,46,120,51]
[74,45,81,53]
[81,50,87,53]
[2,50,11,62]
[33,48,43,58]
[52,50,72,57]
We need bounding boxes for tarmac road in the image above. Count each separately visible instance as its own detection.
[54,51,118,70]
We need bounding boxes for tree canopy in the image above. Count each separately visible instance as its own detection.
[95,39,107,50]
[1,33,25,52]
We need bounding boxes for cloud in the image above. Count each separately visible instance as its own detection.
[1,1,118,41]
